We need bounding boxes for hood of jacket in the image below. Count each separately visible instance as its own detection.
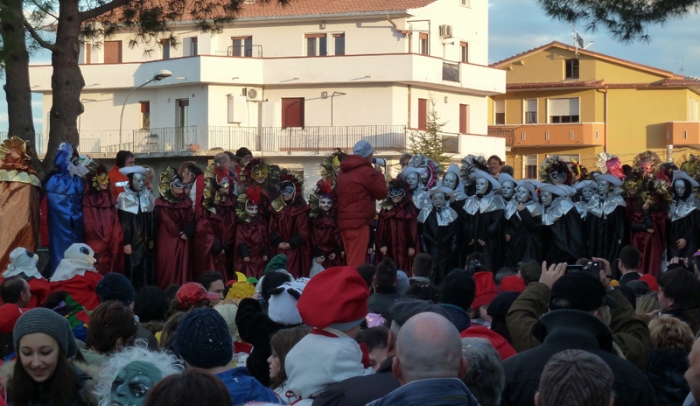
[340,155,371,172]
[535,309,614,353]
[367,378,480,406]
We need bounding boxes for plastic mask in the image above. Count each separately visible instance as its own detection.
[674,180,686,197]
[515,186,531,203]
[110,361,162,406]
[131,173,146,192]
[501,181,515,200]
[246,202,259,217]
[420,168,430,184]
[252,167,267,184]
[443,172,458,190]
[406,173,419,190]
[581,187,594,202]
[541,191,553,206]
[475,178,489,195]
[320,197,333,212]
[596,180,610,197]
[550,171,566,185]
[431,192,446,209]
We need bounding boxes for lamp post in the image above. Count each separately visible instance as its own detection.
[118,70,172,148]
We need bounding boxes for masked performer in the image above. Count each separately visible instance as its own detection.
[179,162,204,212]
[320,149,347,188]
[242,158,281,220]
[460,155,489,197]
[50,243,102,310]
[83,165,124,275]
[2,248,50,308]
[440,164,468,207]
[269,171,310,278]
[376,178,419,274]
[540,155,575,186]
[540,184,585,264]
[154,167,194,289]
[117,165,155,289]
[498,173,517,203]
[197,163,238,280]
[668,170,699,260]
[409,154,441,190]
[463,170,505,272]
[400,166,428,210]
[45,143,88,276]
[574,180,597,219]
[504,180,543,265]
[418,186,459,284]
[309,179,344,269]
[624,169,670,276]
[587,170,628,275]
[0,137,41,273]
[234,186,269,278]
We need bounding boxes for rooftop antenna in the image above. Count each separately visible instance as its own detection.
[572,24,594,56]
[680,60,685,73]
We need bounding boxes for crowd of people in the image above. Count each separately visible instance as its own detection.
[2,135,700,405]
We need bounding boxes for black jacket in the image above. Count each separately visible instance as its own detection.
[502,309,656,406]
[367,287,400,320]
[646,348,690,406]
[440,304,471,333]
[312,356,400,406]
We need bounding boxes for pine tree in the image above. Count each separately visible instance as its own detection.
[408,97,450,169]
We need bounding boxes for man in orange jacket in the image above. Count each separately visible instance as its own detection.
[109,150,135,199]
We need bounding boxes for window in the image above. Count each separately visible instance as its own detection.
[548,98,579,123]
[419,33,429,55]
[282,98,305,128]
[104,41,122,64]
[460,42,469,63]
[160,39,170,60]
[565,59,579,79]
[495,99,505,125]
[140,102,150,129]
[232,36,253,57]
[189,37,198,56]
[418,98,428,130]
[85,44,91,64]
[306,34,327,56]
[333,34,345,55]
[525,155,538,179]
[459,104,470,134]
[524,99,537,124]
[175,99,189,150]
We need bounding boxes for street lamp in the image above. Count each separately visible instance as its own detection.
[118,69,172,148]
[330,91,347,127]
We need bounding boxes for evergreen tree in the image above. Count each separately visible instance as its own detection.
[408,97,450,169]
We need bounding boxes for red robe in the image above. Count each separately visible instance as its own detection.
[155,195,194,289]
[268,198,311,278]
[235,216,269,278]
[310,214,344,269]
[376,201,420,275]
[50,272,103,311]
[83,191,124,275]
[625,196,666,276]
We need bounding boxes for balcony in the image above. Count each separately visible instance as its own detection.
[488,123,605,148]
[28,54,505,96]
[665,121,700,147]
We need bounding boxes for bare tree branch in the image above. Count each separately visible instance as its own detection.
[78,0,132,23]
[28,0,58,20]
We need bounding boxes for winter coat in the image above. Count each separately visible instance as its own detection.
[505,281,652,369]
[312,356,400,406]
[645,348,691,406]
[367,378,480,406]
[366,287,400,320]
[0,304,27,334]
[440,304,471,333]
[0,361,97,406]
[335,156,387,231]
[214,367,282,405]
[501,309,656,406]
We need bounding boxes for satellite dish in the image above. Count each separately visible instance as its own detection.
[576,33,585,49]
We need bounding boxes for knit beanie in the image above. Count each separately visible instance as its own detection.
[297,266,369,330]
[264,254,288,275]
[440,270,476,311]
[396,271,409,296]
[173,308,233,369]
[14,308,78,357]
[472,271,498,309]
[96,273,136,305]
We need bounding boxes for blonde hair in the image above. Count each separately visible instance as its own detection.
[649,315,694,352]
[214,303,240,342]
[637,291,659,314]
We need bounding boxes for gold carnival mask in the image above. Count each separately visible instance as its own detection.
[93,174,110,189]
[252,166,268,184]
[332,155,341,172]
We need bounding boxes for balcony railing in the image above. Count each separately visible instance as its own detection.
[487,126,515,147]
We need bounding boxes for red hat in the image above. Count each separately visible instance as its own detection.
[500,275,526,293]
[460,326,517,360]
[639,274,659,292]
[297,267,369,330]
[176,282,220,309]
[472,271,497,309]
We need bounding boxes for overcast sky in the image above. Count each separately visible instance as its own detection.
[1,0,699,132]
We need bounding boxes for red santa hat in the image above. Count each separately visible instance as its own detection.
[297,267,369,330]
[500,275,526,293]
[460,326,517,360]
[472,271,498,309]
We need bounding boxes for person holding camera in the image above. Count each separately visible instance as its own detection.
[336,140,388,268]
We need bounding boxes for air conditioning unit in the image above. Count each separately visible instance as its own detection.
[439,24,453,38]
[243,87,262,101]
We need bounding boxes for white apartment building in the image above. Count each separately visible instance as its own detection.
[29,0,505,191]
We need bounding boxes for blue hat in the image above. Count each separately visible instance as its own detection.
[96,273,135,305]
[173,308,232,369]
[353,140,373,158]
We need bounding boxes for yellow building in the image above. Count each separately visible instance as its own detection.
[488,41,700,179]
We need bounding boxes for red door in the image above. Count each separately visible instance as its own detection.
[282,98,305,129]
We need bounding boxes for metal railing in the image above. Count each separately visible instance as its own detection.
[226,45,263,58]
[97,125,408,154]
[442,62,460,82]
[1,131,46,155]
[487,126,515,147]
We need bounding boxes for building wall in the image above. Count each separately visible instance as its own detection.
[491,89,601,125]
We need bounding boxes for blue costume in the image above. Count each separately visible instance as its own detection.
[45,143,86,275]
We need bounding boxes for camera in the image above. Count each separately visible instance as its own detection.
[373,158,387,166]
[566,262,603,275]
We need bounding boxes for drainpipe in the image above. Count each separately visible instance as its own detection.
[407,85,412,130]
[596,86,609,153]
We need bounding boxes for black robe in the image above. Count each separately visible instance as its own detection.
[464,207,505,272]
[667,208,699,260]
[543,209,585,264]
[505,207,543,265]
[586,204,628,276]
[119,204,155,289]
[419,210,459,285]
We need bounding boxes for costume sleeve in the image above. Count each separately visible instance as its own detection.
[609,288,653,370]
[486,210,504,237]
[269,230,282,247]
[410,217,420,252]
[290,213,308,249]
[519,209,540,232]
[365,169,389,201]
[506,282,549,352]
[642,209,653,230]
[182,220,196,238]
[118,210,134,246]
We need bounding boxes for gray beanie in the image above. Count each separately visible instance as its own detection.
[13,308,78,357]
